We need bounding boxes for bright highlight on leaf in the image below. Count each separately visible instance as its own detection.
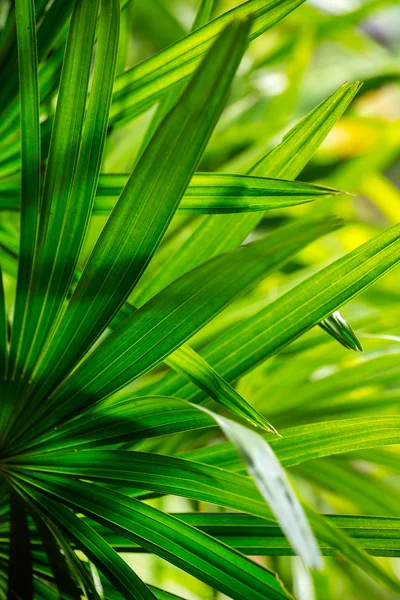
[196,405,322,569]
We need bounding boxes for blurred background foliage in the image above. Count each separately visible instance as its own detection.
[1,0,400,598]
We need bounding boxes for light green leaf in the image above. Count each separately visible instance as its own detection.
[249,83,361,178]
[139,0,217,153]
[150,222,400,405]
[111,0,306,127]
[11,216,339,448]
[185,416,400,471]
[167,344,278,433]
[96,512,400,558]
[0,172,343,214]
[131,82,359,308]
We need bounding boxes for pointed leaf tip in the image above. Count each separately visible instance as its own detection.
[319,311,363,352]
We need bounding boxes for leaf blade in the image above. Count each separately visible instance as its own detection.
[24,18,252,411]
[8,0,120,393]
[7,0,41,382]
[14,473,292,600]
[13,216,340,446]
[0,172,343,214]
[111,0,306,127]
[149,222,400,405]
[197,405,321,568]
[131,82,360,307]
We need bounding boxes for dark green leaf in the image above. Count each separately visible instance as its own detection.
[15,474,292,600]
[20,19,251,416]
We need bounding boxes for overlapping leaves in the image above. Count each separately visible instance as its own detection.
[1,0,400,599]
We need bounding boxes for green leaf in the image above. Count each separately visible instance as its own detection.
[41,390,317,566]
[0,172,343,214]
[177,175,344,214]
[134,81,360,353]
[11,216,339,448]
[89,562,104,599]
[7,0,120,397]
[150,222,400,405]
[177,424,400,594]
[11,447,398,592]
[111,0,306,127]
[167,344,278,433]
[249,83,362,178]
[27,506,83,599]
[14,474,292,600]
[275,416,400,469]
[40,517,103,600]
[196,405,321,569]
[19,396,215,453]
[7,450,282,523]
[130,82,359,308]
[185,416,400,471]
[27,492,157,600]
[304,505,400,595]
[18,19,252,420]
[97,512,400,558]
[59,284,278,433]
[192,0,216,29]
[147,587,188,600]
[0,0,75,137]
[319,311,363,352]
[297,459,400,516]
[8,0,41,383]
[0,264,6,383]
[64,272,278,434]
[139,0,216,153]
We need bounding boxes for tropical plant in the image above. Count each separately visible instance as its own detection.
[1,0,400,599]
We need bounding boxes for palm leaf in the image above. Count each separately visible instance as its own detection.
[0,264,6,383]
[28,493,157,600]
[184,416,400,471]
[9,447,398,592]
[7,0,40,385]
[0,172,344,214]
[150,222,400,403]
[11,215,339,447]
[166,344,278,433]
[130,83,359,307]
[97,512,400,558]
[12,474,292,600]
[111,0,306,126]
[7,0,120,396]
[27,506,85,599]
[18,19,251,412]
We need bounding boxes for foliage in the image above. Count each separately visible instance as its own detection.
[1,0,400,598]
